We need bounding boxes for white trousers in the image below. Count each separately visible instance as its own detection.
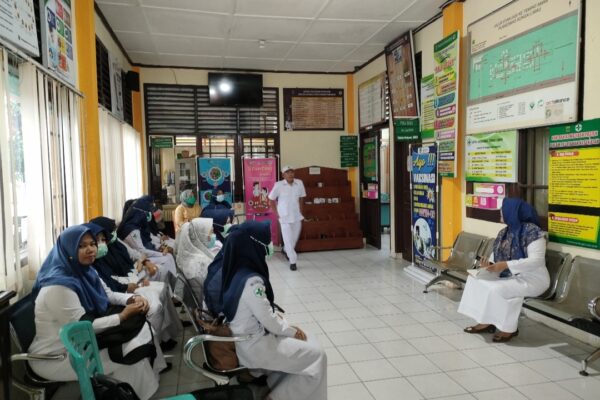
[280,221,302,264]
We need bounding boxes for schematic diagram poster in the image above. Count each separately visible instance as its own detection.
[466,0,581,134]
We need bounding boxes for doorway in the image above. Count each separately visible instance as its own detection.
[394,140,419,261]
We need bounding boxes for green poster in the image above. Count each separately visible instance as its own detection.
[465,130,518,182]
[151,136,174,148]
[420,74,435,141]
[394,118,420,142]
[549,118,600,149]
[363,138,377,181]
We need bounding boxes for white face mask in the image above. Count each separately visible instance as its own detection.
[216,194,225,202]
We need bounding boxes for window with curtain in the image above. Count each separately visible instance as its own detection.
[0,49,84,291]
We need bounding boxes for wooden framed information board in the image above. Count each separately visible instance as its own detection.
[385,31,419,118]
[283,88,344,131]
[358,73,386,130]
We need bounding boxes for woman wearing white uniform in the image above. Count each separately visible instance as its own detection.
[29,225,164,400]
[88,218,182,349]
[221,221,327,400]
[175,218,218,298]
[117,196,177,282]
[458,198,549,342]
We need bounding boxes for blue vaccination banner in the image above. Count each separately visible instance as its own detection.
[411,144,438,273]
[198,158,233,208]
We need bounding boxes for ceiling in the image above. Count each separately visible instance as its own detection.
[96,0,448,73]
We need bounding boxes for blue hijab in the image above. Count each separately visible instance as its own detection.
[32,225,109,316]
[494,198,545,264]
[117,196,155,250]
[221,221,274,321]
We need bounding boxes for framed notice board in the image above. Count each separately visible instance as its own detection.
[283,88,344,131]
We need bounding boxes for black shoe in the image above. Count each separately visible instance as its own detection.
[160,362,173,374]
[290,263,297,271]
[160,339,177,352]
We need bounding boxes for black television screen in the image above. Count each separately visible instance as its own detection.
[208,73,263,107]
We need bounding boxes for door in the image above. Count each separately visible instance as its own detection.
[394,141,417,261]
[360,130,381,248]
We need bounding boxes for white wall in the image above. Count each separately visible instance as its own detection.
[459,0,600,260]
[94,13,131,70]
[414,17,444,78]
[139,68,349,171]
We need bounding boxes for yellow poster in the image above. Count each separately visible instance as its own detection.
[549,147,600,208]
[548,212,600,249]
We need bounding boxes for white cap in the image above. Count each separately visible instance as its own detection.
[281,165,294,173]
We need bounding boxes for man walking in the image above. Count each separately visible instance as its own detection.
[269,165,306,271]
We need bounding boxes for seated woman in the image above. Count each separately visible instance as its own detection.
[175,218,217,299]
[118,196,177,282]
[201,189,235,242]
[88,219,182,349]
[148,208,176,250]
[28,225,166,400]
[174,189,202,235]
[458,198,550,342]
[222,221,327,400]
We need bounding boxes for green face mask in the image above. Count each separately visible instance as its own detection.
[185,196,196,206]
[146,212,153,222]
[96,242,108,259]
[110,231,117,244]
[266,242,274,259]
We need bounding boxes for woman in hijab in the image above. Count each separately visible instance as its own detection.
[201,190,235,242]
[175,218,218,299]
[118,196,177,282]
[173,189,202,235]
[221,221,327,400]
[458,198,549,342]
[28,225,163,400]
[88,218,182,349]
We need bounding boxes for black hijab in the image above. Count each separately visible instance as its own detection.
[221,221,274,321]
[90,216,135,276]
[117,196,155,250]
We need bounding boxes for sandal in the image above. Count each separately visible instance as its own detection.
[464,324,496,334]
[493,330,519,343]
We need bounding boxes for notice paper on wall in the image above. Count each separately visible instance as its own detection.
[0,0,39,56]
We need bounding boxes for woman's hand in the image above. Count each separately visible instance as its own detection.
[126,283,138,293]
[119,302,144,321]
[141,279,150,287]
[145,261,158,277]
[486,261,509,273]
[293,326,307,341]
[133,296,150,314]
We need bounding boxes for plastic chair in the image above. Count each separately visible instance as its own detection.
[9,294,65,400]
[59,321,194,400]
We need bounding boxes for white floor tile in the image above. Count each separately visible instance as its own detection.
[379,313,418,327]
[349,359,402,381]
[328,382,375,400]
[364,377,423,400]
[523,358,583,381]
[388,354,441,376]
[328,363,361,386]
[349,316,388,329]
[426,351,480,371]
[360,327,402,342]
[372,339,421,358]
[393,323,435,339]
[318,318,355,333]
[442,333,489,350]
[557,377,600,400]
[407,373,468,398]
[337,343,384,363]
[408,336,456,354]
[447,368,508,392]
[328,330,369,346]
[463,347,517,366]
[516,382,581,400]
[487,363,549,386]
[472,387,528,400]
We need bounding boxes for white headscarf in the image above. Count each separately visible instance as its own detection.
[175,217,214,281]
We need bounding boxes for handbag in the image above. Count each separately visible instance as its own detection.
[196,313,239,371]
[91,374,140,400]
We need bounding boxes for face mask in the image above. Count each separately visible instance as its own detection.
[207,233,217,248]
[252,235,274,260]
[146,212,153,222]
[110,231,117,244]
[216,194,225,202]
[96,242,108,259]
[185,197,196,207]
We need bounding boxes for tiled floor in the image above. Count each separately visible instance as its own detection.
[55,238,600,399]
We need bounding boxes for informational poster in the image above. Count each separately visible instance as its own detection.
[548,119,600,249]
[283,88,344,131]
[40,0,77,87]
[394,118,419,142]
[467,0,581,134]
[420,74,435,141]
[150,136,173,148]
[0,0,39,56]
[434,31,460,177]
[243,158,279,245]
[465,130,518,182]
[358,73,386,129]
[198,158,232,208]
[385,31,419,118]
[340,135,358,167]
[411,144,437,273]
[466,183,505,210]
[362,137,377,181]
[109,52,124,120]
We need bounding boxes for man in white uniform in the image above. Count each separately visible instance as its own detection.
[269,165,306,271]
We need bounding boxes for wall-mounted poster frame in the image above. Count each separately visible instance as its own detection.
[283,88,344,131]
[0,0,39,56]
[358,72,386,130]
[466,0,582,134]
[385,31,419,118]
[40,0,77,87]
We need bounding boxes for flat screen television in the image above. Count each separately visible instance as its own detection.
[208,73,263,107]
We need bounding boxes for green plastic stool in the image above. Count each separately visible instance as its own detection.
[59,321,195,400]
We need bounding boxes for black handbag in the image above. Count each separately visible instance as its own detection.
[91,374,140,400]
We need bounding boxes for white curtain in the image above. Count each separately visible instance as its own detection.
[122,123,143,203]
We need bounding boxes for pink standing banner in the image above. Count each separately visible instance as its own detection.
[243,158,279,245]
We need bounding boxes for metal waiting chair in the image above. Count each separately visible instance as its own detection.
[59,321,194,400]
[9,294,65,400]
[423,232,487,293]
[538,249,571,300]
